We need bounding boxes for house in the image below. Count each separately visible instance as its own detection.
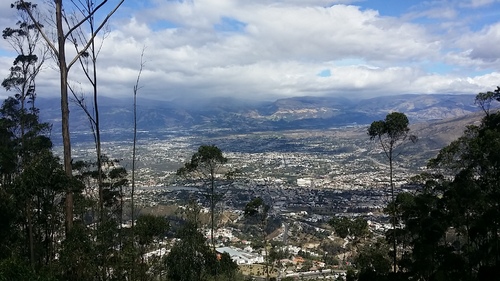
[216,246,264,265]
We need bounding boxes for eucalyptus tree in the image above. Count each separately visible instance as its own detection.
[67,0,107,216]
[475,86,500,116]
[2,1,47,143]
[359,90,500,280]
[0,94,55,269]
[1,2,55,263]
[2,1,47,182]
[19,0,124,233]
[165,222,216,281]
[177,145,229,250]
[425,97,500,280]
[70,155,129,279]
[244,197,271,280]
[131,47,146,229]
[165,220,240,281]
[329,216,369,241]
[368,112,416,272]
[132,214,168,280]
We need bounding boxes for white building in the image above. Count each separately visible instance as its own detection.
[216,246,264,265]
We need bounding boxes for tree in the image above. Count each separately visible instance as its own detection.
[133,214,168,281]
[2,1,47,185]
[58,222,98,281]
[19,0,125,234]
[1,8,65,266]
[2,1,47,147]
[355,238,391,281]
[135,214,168,249]
[70,155,130,280]
[475,86,500,116]
[425,94,500,280]
[368,112,416,272]
[370,89,500,281]
[0,93,62,270]
[131,47,146,229]
[165,222,237,281]
[177,145,228,250]
[329,216,368,241]
[244,197,272,280]
[67,0,110,217]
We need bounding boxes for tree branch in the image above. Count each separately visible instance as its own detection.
[67,0,124,70]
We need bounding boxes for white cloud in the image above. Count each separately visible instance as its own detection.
[457,23,500,63]
[462,0,497,8]
[1,0,500,102]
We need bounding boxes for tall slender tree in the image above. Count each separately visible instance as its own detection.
[244,197,271,280]
[368,112,416,272]
[177,145,228,250]
[19,0,124,234]
[66,0,111,217]
[1,2,51,269]
[132,47,146,229]
[2,1,47,173]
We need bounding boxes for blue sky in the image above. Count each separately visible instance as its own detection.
[1,0,500,101]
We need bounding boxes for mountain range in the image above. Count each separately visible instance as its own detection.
[37,94,481,138]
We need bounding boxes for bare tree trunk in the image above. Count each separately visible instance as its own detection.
[211,174,215,250]
[55,0,74,233]
[389,150,397,273]
[27,200,34,270]
[132,49,145,228]
[21,0,125,236]
[132,89,136,226]
[69,0,105,218]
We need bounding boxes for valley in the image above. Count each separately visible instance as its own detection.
[48,94,486,279]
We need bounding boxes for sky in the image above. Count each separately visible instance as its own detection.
[1,0,500,102]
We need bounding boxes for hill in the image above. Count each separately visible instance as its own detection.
[37,94,481,140]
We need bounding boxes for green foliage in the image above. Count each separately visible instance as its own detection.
[0,88,68,276]
[328,217,368,240]
[0,257,54,281]
[0,189,18,259]
[177,145,229,249]
[165,222,238,281]
[58,223,98,281]
[244,197,269,219]
[475,86,500,115]
[135,214,169,246]
[243,197,270,245]
[367,112,414,144]
[346,268,356,281]
[217,252,239,279]
[2,1,42,98]
[367,112,416,273]
[358,89,500,281]
[355,239,391,280]
[176,144,228,178]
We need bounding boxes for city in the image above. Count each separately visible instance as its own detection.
[60,123,442,279]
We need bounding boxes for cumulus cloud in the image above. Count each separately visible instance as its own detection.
[458,23,500,63]
[1,0,500,102]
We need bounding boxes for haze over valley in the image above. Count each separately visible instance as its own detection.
[46,93,485,205]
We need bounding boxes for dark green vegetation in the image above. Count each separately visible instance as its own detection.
[0,60,240,281]
[244,197,272,279]
[353,88,500,281]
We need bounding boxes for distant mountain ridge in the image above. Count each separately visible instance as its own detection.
[36,94,480,138]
